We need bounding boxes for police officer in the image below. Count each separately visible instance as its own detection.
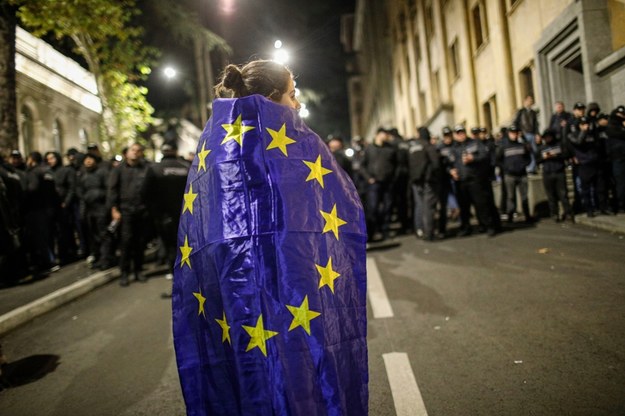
[497,124,533,223]
[536,129,573,222]
[566,102,587,213]
[606,106,625,213]
[408,127,440,240]
[437,127,456,236]
[44,151,77,265]
[143,141,190,281]
[0,154,25,285]
[361,127,398,241]
[568,116,608,217]
[107,143,149,286]
[78,153,109,268]
[449,125,500,236]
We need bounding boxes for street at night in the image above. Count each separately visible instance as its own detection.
[1,221,624,415]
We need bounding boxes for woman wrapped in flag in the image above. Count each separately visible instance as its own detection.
[172,60,368,415]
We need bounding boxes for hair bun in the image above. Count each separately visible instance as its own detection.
[222,64,246,93]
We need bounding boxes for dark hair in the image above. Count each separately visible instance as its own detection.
[214,60,292,101]
[29,151,43,164]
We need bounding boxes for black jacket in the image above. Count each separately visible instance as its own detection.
[78,166,109,216]
[449,139,490,181]
[407,138,440,185]
[24,165,57,212]
[143,156,190,220]
[107,160,149,213]
[514,107,539,134]
[497,138,531,176]
[568,125,601,165]
[49,164,76,207]
[361,142,397,184]
[606,112,625,161]
[536,140,568,174]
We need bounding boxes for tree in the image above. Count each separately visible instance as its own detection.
[0,3,18,151]
[12,0,156,152]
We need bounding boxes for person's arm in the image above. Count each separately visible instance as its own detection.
[63,168,76,208]
[107,167,121,220]
[360,147,372,183]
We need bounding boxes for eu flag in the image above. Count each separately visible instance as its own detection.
[173,95,368,416]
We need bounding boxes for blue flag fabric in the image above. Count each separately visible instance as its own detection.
[173,95,368,416]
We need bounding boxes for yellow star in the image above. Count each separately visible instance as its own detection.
[320,204,347,240]
[242,314,279,357]
[316,257,341,293]
[215,311,231,344]
[182,183,198,215]
[193,290,206,317]
[303,155,333,188]
[196,142,211,173]
[179,235,193,269]
[221,114,255,146]
[266,123,296,156]
[286,295,321,335]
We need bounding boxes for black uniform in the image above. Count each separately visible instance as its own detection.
[436,140,455,235]
[568,121,607,215]
[78,165,109,265]
[361,142,398,240]
[497,137,532,220]
[107,160,149,278]
[606,109,625,212]
[450,138,499,235]
[48,158,78,264]
[536,136,573,220]
[143,155,190,269]
[0,160,26,284]
[23,163,56,274]
[407,134,440,240]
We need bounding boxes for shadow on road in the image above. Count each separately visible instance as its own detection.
[2,354,60,388]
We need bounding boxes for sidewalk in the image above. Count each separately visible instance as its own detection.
[1,214,623,337]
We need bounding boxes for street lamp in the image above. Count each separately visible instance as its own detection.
[163,66,177,80]
[272,40,290,65]
[299,103,310,118]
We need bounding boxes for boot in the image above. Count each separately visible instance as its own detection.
[135,271,147,283]
[119,273,130,287]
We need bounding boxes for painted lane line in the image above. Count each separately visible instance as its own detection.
[367,257,394,318]
[383,352,429,416]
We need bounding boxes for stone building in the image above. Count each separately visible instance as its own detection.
[342,0,625,140]
[15,27,102,155]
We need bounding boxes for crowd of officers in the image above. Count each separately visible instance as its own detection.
[0,141,191,287]
[332,99,625,243]
[1,99,624,284]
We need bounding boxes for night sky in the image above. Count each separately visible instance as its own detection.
[143,0,356,140]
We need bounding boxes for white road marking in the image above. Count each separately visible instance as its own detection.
[367,257,394,318]
[383,352,429,416]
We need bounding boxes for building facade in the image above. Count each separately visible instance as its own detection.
[15,27,102,155]
[343,0,625,140]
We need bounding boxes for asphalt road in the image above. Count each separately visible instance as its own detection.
[1,222,624,415]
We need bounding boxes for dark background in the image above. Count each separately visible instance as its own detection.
[142,0,356,140]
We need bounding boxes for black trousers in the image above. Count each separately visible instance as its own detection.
[579,163,606,213]
[542,171,572,218]
[119,210,148,274]
[366,181,393,240]
[456,178,498,231]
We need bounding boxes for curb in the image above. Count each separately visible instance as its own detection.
[575,216,625,236]
[0,268,118,336]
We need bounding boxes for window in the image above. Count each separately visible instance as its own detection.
[519,66,534,101]
[449,39,460,79]
[425,4,434,39]
[414,33,422,63]
[432,70,441,107]
[79,128,89,149]
[472,1,489,50]
[52,119,63,151]
[483,95,498,132]
[20,105,34,153]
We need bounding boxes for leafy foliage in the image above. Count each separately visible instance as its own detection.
[12,0,157,152]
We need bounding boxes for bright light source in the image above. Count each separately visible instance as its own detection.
[345,148,355,158]
[273,49,289,65]
[274,40,282,49]
[299,107,310,118]
[295,88,301,97]
[163,66,177,79]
